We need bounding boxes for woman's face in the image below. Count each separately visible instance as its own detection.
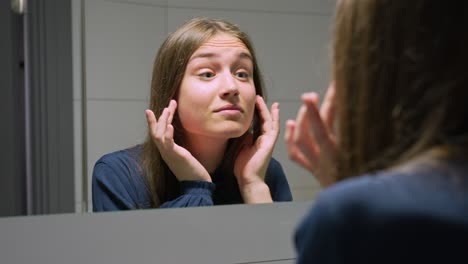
[176,33,256,140]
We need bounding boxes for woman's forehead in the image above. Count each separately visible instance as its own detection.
[198,33,249,51]
[188,33,252,63]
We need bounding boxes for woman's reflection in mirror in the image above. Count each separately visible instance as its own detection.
[92,17,292,211]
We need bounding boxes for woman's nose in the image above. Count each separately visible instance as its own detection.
[219,73,239,98]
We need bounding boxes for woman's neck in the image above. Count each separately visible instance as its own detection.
[183,134,228,174]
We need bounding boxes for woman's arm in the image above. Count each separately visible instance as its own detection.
[92,150,217,211]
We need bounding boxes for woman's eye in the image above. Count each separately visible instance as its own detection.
[236,72,250,79]
[199,72,215,79]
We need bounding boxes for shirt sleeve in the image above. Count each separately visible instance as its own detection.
[160,181,216,208]
[93,159,216,209]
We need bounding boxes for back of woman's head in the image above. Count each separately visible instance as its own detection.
[333,0,468,178]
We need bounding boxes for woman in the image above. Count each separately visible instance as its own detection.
[92,17,292,211]
[286,0,468,263]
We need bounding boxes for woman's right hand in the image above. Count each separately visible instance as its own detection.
[145,100,212,182]
[284,83,338,187]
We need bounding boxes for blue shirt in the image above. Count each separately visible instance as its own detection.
[92,145,292,211]
[294,159,468,264]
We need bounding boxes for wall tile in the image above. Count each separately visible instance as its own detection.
[85,0,167,100]
[168,0,334,14]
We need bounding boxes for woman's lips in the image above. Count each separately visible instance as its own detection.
[214,105,243,113]
[213,105,244,117]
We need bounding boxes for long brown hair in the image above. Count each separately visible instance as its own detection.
[333,0,468,180]
[141,17,265,207]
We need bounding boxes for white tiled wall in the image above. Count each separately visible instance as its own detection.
[73,0,334,212]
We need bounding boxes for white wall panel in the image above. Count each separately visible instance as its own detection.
[85,0,167,100]
[169,0,334,14]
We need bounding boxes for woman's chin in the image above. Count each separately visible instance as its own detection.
[216,126,249,139]
[223,130,248,139]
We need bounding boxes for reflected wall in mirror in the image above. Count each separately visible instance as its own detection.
[76,0,334,212]
[0,0,334,216]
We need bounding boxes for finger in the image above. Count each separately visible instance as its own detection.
[164,124,175,144]
[145,109,158,137]
[293,104,309,140]
[285,120,303,158]
[154,107,169,141]
[167,100,177,124]
[284,119,295,143]
[293,104,320,164]
[290,147,314,172]
[301,92,320,108]
[319,82,336,134]
[270,102,280,136]
[255,96,273,132]
[285,120,314,171]
[302,98,337,160]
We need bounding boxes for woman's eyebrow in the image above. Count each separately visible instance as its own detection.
[239,52,253,62]
[189,52,253,63]
[189,52,217,62]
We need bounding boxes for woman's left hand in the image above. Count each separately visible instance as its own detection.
[234,96,279,203]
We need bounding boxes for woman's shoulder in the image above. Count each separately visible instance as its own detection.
[313,163,468,223]
[92,145,144,182]
[92,145,152,210]
[95,145,142,166]
[296,166,468,264]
